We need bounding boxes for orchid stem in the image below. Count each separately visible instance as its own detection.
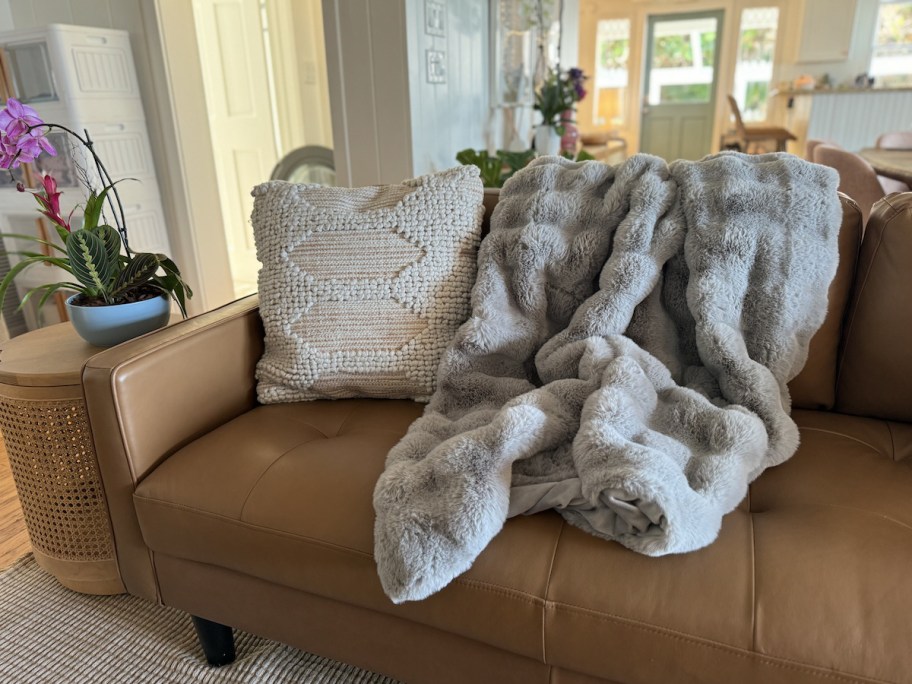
[26,123,132,256]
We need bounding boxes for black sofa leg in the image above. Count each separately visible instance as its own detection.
[191,615,236,667]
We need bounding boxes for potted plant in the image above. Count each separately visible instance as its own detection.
[534,67,588,155]
[455,147,594,192]
[0,98,192,346]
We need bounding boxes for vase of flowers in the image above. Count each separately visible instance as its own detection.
[560,109,580,154]
[534,125,562,156]
[0,98,192,346]
[533,67,588,155]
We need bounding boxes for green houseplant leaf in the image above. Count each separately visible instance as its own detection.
[81,188,109,232]
[156,256,192,317]
[0,254,77,313]
[498,150,536,183]
[0,232,66,254]
[112,252,160,297]
[19,281,84,312]
[96,224,122,266]
[456,148,503,188]
[66,228,115,298]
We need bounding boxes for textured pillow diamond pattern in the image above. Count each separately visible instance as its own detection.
[252,166,483,403]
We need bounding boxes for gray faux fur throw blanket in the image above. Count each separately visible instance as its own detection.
[374,152,841,604]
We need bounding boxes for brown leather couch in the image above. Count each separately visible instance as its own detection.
[82,192,912,684]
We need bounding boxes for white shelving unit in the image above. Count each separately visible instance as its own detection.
[0,23,171,331]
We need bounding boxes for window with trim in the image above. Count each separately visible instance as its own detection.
[593,19,630,128]
[732,7,779,122]
[870,0,912,87]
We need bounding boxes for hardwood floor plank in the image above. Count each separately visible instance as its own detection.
[0,432,31,570]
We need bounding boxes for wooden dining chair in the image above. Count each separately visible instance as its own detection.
[875,131,912,150]
[727,95,797,153]
[805,139,834,162]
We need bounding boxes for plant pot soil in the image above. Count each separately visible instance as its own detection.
[71,285,163,307]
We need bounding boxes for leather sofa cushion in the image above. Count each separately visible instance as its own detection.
[134,401,912,683]
[134,400,564,663]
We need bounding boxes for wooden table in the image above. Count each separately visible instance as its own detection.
[859,148,912,186]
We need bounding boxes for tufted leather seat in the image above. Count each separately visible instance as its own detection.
[84,193,912,684]
[133,400,912,683]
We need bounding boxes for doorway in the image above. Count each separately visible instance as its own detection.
[193,0,279,298]
[157,0,333,304]
[640,10,723,161]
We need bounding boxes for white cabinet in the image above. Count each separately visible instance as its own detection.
[797,0,857,63]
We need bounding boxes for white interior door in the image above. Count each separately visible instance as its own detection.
[192,0,279,297]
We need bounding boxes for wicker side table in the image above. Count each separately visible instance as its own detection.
[0,323,124,595]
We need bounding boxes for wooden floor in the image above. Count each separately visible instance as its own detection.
[0,433,31,570]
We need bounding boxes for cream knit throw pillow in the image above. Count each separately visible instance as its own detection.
[252,165,483,403]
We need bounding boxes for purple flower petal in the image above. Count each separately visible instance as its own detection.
[0,97,47,145]
[37,135,56,156]
[5,98,23,117]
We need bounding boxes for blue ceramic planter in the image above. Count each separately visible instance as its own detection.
[66,294,171,347]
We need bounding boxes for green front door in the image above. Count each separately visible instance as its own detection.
[640,11,724,161]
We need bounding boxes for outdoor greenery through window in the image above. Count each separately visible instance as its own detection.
[871,0,912,87]
[733,7,779,122]
[593,19,630,127]
[646,17,718,105]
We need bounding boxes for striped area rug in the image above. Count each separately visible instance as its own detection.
[0,555,399,683]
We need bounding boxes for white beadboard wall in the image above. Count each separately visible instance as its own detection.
[0,1,11,29]
[405,0,489,176]
[806,91,912,152]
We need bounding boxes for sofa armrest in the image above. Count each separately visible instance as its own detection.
[836,193,912,421]
[83,294,263,599]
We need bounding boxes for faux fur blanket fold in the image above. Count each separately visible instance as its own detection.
[373,153,841,604]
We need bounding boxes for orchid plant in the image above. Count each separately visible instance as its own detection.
[0,98,191,316]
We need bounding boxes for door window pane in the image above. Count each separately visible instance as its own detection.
[732,7,779,122]
[593,19,630,127]
[871,0,912,88]
[647,17,718,105]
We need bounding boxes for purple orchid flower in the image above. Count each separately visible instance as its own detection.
[0,130,19,168]
[0,98,56,169]
[0,98,44,139]
[2,130,55,167]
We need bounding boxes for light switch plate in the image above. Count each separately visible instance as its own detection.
[426,49,446,84]
[425,0,446,37]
